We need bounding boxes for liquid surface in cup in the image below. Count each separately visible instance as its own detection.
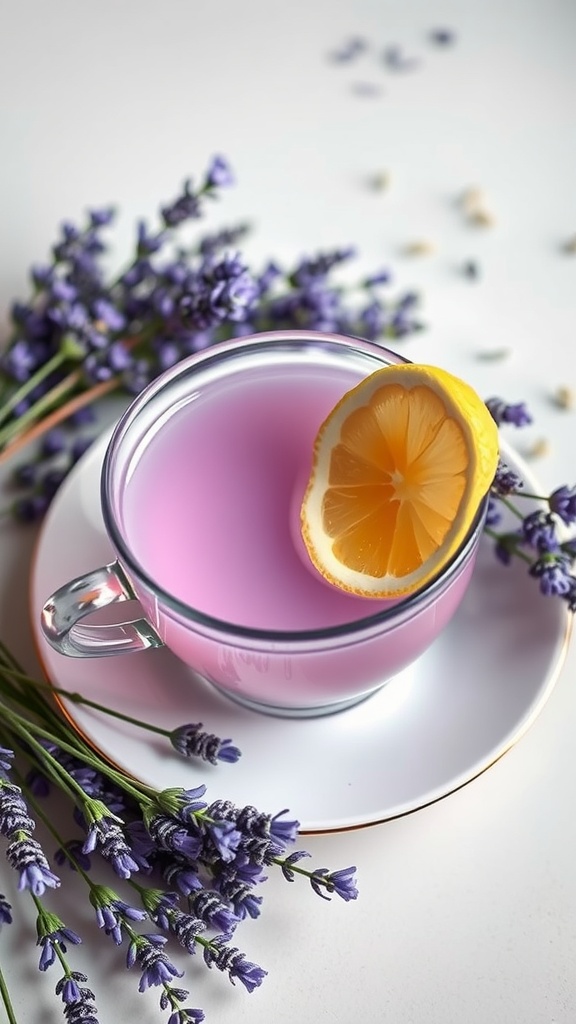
[121,358,393,630]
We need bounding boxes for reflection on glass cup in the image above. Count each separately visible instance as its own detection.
[41,330,488,717]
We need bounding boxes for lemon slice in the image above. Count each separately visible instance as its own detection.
[300,363,499,598]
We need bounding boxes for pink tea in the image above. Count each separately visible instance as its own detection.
[121,357,391,630]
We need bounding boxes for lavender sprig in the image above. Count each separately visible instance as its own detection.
[0,156,422,511]
[0,651,240,766]
[486,415,576,608]
[0,649,358,1024]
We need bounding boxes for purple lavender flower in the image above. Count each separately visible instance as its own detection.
[214,871,264,921]
[169,723,241,765]
[50,279,78,303]
[41,466,69,499]
[204,155,234,189]
[359,299,385,339]
[55,971,99,1024]
[83,353,113,383]
[92,297,126,332]
[549,485,576,525]
[136,220,165,257]
[188,889,238,936]
[204,802,298,866]
[167,1009,205,1024]
[3,337,40,381]
[256,260,282,294]
[177,257,258,329]
[82,814,140,879]
[290,247,356,287]
[160,858,203,897]
[163,907,206,954]
[364,268,391,287]
[55,973,84,1005]
[157,785,208,817]
[269,809,300,845]
[13,493,50,522]
[485,397,532,427]
[37,914,82,971]
[390,307,418,338]
[89,207,115,227]
[6,834,60,894]
[521,510,559,553]
[310,865,359,902]
[90,884,147,944]
[67,405,97,426]
[0,892,12,925]
[161,180,204,228]
[145,813,203,861]
[0,782,36,836]
[0,748,14,776]
[58,976,99,1024]
[491,461,523,495]
[13,461,38,487]
[278,849,311,882]
[198,223,250,257]
[40,427,67,457]
[494,534,517,566]
[279,852,358,901]
[202,937,267,993]
[119,258,152,289]
[123,357,153,394]
[207,821,243,863]
[48,299,89,334]
[106,340,133,373]
[529,555,574,597]
[31,264,55,288]
[126,933,184,991]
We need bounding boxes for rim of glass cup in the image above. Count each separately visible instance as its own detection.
[101,329,487,643]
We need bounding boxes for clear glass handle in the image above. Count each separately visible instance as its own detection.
[40,560,164,658]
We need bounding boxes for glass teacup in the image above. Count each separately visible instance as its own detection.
[41,330,488,717]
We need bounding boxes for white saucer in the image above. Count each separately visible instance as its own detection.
[29,431,571,833]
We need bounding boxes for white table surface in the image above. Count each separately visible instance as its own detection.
[1,1,576,1022]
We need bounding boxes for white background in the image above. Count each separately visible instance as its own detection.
[1,1,576,1022]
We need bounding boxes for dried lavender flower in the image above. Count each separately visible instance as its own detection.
[126,933,184,992]
[6,834,61,895]
[485,397,532,427]
[169,724,241,764]
[201,936,267,993]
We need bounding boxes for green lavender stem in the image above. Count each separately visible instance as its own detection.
[0,700,151,809]
[0,663,178,742]
[0,370,84,450]
[0,965,18,1024]
[272,855,334,893]
[0,350,69,430]
[494,493,526,520]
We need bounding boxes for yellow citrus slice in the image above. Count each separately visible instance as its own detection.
[300,363,499,598]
